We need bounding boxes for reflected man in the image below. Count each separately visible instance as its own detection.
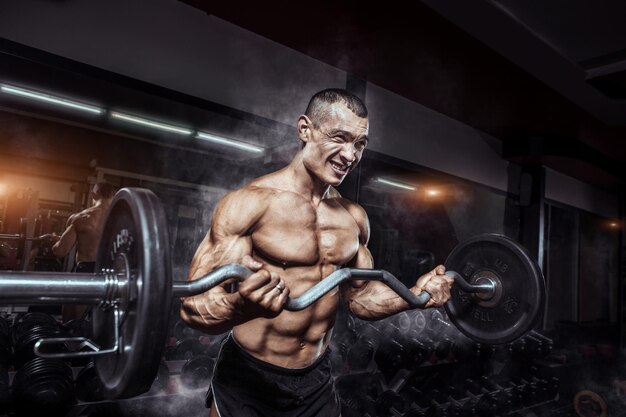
[53,181,116,320]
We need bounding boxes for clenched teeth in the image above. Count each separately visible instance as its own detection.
[331,162,347,171]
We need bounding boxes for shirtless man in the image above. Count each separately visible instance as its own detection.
[52,181,115,320]
[180,89,454,417]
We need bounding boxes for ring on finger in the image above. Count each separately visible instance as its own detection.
[275,284,284,292]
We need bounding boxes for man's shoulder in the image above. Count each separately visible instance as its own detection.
[68,210,90,224]
[223,183,278,204]
[210,185,277,235]
[70,206,106,225]
[214,184,276,223]
[329,195,369,228]
[329,192,365,215]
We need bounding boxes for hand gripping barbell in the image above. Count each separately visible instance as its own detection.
[0,188,545,399]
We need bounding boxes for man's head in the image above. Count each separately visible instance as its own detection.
[304,89,368,128]
[297,89,369,187]
[92,181,116,201]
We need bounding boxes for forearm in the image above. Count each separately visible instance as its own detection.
[52,228,75,258]
[52,242,69,258]
[343,281,414,320]
[180,290,247,335]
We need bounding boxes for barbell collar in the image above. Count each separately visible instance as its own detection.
[445,270,496,296]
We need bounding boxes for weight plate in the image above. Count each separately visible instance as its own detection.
[444,234,545,344]
[573,390,607,417]
[93,188,172,398]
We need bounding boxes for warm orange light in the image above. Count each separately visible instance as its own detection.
[0,182,6,195]
[425,188,441,197]
[608,222,622,230]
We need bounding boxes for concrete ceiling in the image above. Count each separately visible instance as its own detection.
[182,0,626,191]
[424,0,626,124]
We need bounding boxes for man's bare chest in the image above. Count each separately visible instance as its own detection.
[250,196,360,267]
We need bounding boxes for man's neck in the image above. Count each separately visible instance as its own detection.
[286,153,330,205]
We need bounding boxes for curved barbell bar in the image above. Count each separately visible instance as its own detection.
[171,264,496,310]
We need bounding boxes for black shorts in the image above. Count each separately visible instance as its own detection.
[208,335,341,417]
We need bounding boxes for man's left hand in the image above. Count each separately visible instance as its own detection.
[412,265,455,308]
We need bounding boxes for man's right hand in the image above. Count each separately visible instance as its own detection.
[237,255,290,319]
[38,233,60,246]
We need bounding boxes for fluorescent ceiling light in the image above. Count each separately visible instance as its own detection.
[376,177,416,191]
[0,83,103,114]
[196,131,264,153]
[110,111,192,135]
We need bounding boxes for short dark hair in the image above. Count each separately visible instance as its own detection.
[305,88,368,127]
[92,182,116,199]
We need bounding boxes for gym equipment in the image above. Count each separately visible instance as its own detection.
[0,187,545,398]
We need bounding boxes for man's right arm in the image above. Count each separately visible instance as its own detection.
[179,188,289,334]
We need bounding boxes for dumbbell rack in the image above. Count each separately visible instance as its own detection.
[331,308,560,417]
[60,360,209,417]
[4,357,215,417]
[0,308,220,417]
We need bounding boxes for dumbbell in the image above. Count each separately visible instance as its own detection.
[347,337,377,372]
[433,337,454,361]
[336,373,379,417]
[166,338,204,361]
[0,360,8,415]
[0,316,10,368]
[75,361,105,402]
[450,341,480,362]
[374,338,404,378]
[375,389,406,415]
[402,336,433,369]
[12,313,66,369]
[180,355,214,390]
[11,357,76,416]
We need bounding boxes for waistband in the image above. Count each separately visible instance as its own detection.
[226,334,332,377]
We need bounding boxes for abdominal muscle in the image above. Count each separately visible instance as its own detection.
[232,262,341,369]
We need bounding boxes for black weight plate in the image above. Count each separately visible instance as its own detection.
[12,312,59,346]
[92,188,172,398]
[444,234,545,344]
[0,316,10,348]
[166,338,204,361]
[75,361,105,402]
[180,355,214,390]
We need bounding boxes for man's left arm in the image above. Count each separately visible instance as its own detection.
[340,202,454,320]
[52,220,77,258]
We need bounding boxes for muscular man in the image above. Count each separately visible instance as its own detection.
[52,181,116,320]
[180,89,454,417]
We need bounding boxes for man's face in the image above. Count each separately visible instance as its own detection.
[301,102,369,187]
